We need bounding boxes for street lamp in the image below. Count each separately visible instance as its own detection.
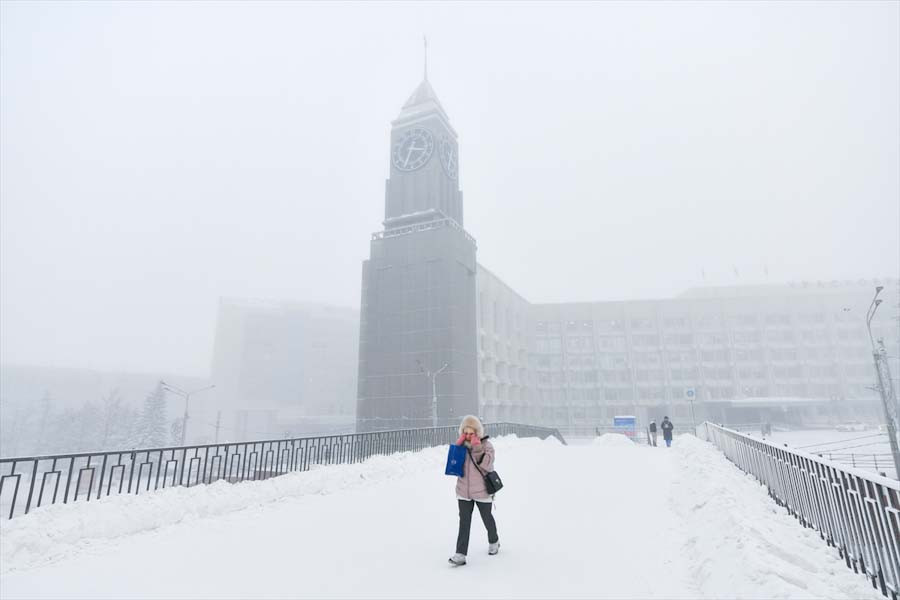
[866,286,885,348]
[864,286,900,479]
[417,360,448,428]
[161,381,216,446]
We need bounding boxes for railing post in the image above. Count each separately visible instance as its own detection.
[23,460,38,515]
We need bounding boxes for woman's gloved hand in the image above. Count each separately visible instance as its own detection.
[470,435,481,446]
[456,434,467,446]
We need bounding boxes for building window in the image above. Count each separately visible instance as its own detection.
[663,316,689,329]
[598,336,628,350]
[765,313,792,327]
[700,349,729,362]
[633,334,660,347]
[699,333,728,345]
[599,319,624,332]
[664,334,693,346]
[631,318,655,330]
[479,293,485,327]
[492,300,500,333]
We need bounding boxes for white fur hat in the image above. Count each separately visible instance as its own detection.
[458,415,484,438]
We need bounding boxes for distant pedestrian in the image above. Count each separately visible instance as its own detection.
[448,415,500,567]
[661,416,674,447]
[649,420,658,447]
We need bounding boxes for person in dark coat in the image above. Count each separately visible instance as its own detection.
[661,416,674,447]
[648,420,658,447]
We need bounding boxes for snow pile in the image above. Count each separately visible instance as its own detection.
[0,434,881,599]
[1,457,432,574]
[591,433,636,448]
[0,436,548,575]
[669,435,880,599]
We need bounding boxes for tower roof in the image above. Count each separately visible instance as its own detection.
[402,79,444,111]
[393,78,455,135]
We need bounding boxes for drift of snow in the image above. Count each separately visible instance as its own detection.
[591,432,635,448]
[0,441,465,573]
[0,435,881,599]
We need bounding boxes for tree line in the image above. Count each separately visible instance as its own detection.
[0,381,183,457]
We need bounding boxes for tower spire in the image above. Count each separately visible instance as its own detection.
[423,35,428,81]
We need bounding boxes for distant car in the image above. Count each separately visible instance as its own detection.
[836,422,868,432]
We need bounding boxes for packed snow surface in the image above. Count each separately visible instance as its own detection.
[591,432,635,448]
[0,435,881,599]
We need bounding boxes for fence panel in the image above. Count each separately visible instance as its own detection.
[698,422,900,599]
[0,422,565,520]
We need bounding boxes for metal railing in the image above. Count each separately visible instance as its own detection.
[0,422,564,520]
[698,422,900,599]
[371,215,477,246]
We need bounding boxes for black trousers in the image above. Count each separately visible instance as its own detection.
[456,499,499,555]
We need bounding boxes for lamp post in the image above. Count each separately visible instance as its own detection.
[866,286,884,348]
[418,361,448,428]
[161,382,216,446]
[866,286,900,479]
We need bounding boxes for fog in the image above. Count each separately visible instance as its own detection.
[1,1,898,377]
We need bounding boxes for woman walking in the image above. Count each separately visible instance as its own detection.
[448,415,500,566]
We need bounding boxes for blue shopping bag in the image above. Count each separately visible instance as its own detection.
[445,444,466,477]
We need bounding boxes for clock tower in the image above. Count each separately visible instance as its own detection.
[356,76,478,432]
[385,79,463,227]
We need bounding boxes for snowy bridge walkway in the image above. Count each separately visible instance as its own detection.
[0,435,883,599]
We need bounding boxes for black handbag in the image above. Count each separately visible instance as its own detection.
[468,448,504,495]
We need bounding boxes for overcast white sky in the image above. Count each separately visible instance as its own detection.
[1,1,898,376]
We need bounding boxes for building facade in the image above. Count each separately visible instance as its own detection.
[475,265,535,425]
[477,277,899,431]
[356,78,479,431]
[206,298,358,443]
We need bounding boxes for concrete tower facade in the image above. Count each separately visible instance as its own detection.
[356,78,478,431]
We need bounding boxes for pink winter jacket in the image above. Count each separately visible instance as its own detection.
[455,438,495,500]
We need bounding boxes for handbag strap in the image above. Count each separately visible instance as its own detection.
[467,446,498,502]
[467,447,488,477]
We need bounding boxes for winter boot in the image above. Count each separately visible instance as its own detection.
[448,553,467,566]
[489,541,500,555]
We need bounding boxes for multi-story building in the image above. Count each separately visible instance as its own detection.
[346,76,898,434]
[475,265,534,425]
[477,276,899,431]
[205,298,358,443]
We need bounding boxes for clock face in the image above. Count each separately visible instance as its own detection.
[391,128,434,171]
[439,136,458,180]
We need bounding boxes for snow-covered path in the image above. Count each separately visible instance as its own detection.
[0,435,882,600]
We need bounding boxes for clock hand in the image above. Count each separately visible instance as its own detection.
[404,144,422,167]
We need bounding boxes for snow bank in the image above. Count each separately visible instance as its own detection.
[0,436,537,574]
[591,433,636,448]
[670,435,881,599]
